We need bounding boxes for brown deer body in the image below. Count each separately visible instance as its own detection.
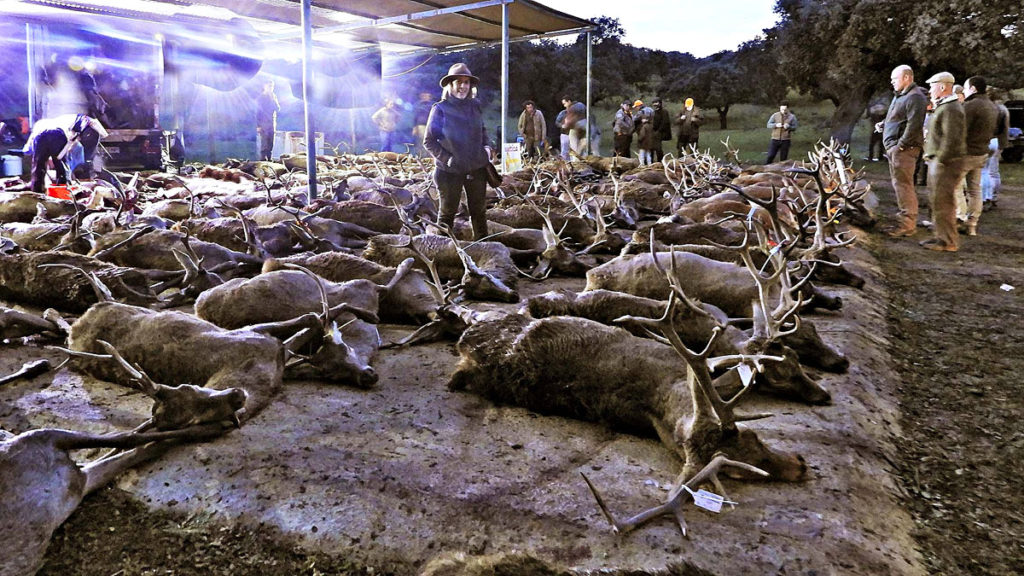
[194,268,390,388]
[585,251,841,317]
[270,252,437,323]
[364,234,519,303]
[0,252,156,312]
[1,425,231,576]
[69,302,284,415]
[449,314,807,482]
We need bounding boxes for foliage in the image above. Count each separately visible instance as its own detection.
[773,0,1024,143]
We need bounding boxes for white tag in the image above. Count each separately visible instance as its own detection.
[1000,284,1015,292]
[746,206,758,224]
[692,489,726,513]
[681,485,736,513]
[737,363,754,387]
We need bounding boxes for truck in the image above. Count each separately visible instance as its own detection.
[1002,100,1024,163]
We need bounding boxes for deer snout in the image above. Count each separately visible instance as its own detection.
[356,367,378,389]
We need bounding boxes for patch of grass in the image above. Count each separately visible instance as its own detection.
[495,98,1024,182]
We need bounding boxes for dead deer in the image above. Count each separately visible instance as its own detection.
[194,263,399,388]
[268,252,437,324]
[517,195,594,279]
[0,191,77,224]
[449,307,805,486]
[88,228,263,274]
[0,252,157,312]
[0,307,70,341]
[382,230,507,348]
[68,302,285,416]
[363,233,519,303]
[1,423,232,576]
[90,339,248,431]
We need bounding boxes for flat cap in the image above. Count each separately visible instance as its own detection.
[926,71,955,84]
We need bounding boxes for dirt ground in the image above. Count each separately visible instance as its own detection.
[1,171,1019,575]
[868,177,1024,575]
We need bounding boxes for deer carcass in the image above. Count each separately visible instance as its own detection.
[524,287,832,401]
[0,252,157,312]
[449,313,806,482]
[88,228,262,273]
[68,302,284,414]
[194,266,397,388]
[585,251,841,316]
[0,191,76,224]
[363,234,519,303]
[0,424,231,576]
[268,252,436,324]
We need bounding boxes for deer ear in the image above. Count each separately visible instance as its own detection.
[328,321,345,345]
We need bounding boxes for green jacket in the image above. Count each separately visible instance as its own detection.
[923,97,966,164]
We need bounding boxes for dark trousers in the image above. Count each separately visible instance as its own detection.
[30,130,69,194]
[653,141,666,162]
[521,136,544,159]
[914,150,927,185]
[677,135,698,155]
[435,166,489,240]
[613,133,632,157]
[766,138,791,163]
[258,125,274,161]
[868,131,884,160]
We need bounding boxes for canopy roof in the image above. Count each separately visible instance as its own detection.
[11,0,593,53]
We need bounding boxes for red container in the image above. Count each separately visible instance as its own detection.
[46,185,73,200]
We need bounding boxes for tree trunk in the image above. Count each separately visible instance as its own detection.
[717,105,730,130]
[829,86,873,144]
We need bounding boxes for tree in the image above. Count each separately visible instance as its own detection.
[773,0,911,143]
[773,0,1024,143]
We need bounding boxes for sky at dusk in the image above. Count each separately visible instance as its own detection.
[547,0,781,56]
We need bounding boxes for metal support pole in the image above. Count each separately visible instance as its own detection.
[301,0,318,200]
[26,24,36,126]
[585,30,592,156]
[500,0,509,171]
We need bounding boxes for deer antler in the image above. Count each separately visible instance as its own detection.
[582,452,767,538]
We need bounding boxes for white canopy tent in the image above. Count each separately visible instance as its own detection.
[7,0,595,198]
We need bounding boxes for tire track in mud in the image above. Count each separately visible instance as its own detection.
[871,181,1024,575]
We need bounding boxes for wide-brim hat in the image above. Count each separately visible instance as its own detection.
[440,63,479,88]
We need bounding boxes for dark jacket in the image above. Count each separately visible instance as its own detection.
[923,96,966,164]
[413,100,433,126]
[963,93,999,156]
[652,106,672,141]
[676,106,704,138]
[883,83,927,150]
[423,93,489,174]
[563,101,588,137]
[256,91,280,129]
[994,102,1010,150]
[612,108,634,136]
[995,102,1011,148]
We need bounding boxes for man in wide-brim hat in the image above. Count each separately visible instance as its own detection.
[422,63,492,240]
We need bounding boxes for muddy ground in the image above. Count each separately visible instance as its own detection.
[871,179,1024,575]
[1,174,1020,575]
